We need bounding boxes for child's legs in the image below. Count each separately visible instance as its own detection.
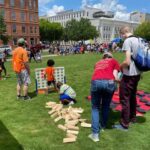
[60,94,72,105]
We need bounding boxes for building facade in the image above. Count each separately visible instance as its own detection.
[46,7,139,43]
[90,17,139,43]
[130,11,150,23]
[0,0,39,46]
[47,7,101,27]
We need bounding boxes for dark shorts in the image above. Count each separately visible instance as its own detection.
[47,80,55,86]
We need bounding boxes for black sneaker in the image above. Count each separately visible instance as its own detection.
[23,95,31,100]
[17,95,22,100]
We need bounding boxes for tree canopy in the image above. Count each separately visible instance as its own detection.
[39,19,63,42]
[63,18,99,41]
[134,21,150,41]
[0,14,9,44]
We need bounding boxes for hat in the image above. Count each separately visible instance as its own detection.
[103,52,113,58]
[17,38,25,45]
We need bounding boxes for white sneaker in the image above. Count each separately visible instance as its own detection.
[88,134,99,142]
[68,101,74,105]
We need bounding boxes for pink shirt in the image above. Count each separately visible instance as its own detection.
[92,58,120,80]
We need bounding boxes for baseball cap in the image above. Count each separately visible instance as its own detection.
[103,52,113,58]
[17,38,25,45]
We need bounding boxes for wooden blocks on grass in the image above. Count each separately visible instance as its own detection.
[45,101,91,144]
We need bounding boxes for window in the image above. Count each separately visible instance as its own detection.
[33,0,36,9]
[29,14,33,22]
[10,0,15,7]
[21,12,26,22]
[11,10,16,20]
[0,8,5,17]
[87,12,89,16]
[29,0,32,9]
[30,27,33,33]
[12,24,16,33]
[13,38,17,45]
[0,0,4,4]
[34,27,36,33]
[22,25,26,33]
[34,14,37,22]
[30,38,34,45]
[20,0,25,8]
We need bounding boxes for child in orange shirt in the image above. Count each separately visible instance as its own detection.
[44,59,58,92]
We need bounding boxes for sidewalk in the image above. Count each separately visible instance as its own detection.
[7,54,58,62]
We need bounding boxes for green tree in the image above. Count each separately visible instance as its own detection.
[134,21,150,41]
[63,18,99,41]
[0,14,9,44]
[39,19,63,42]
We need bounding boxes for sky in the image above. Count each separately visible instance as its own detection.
[38,0,150,20]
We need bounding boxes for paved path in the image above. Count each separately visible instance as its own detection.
[7,54,58,62]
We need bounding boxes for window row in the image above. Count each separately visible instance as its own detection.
[0,9,38,22]
[103,26,111,31]
[12,24,38,34]
[0,0,37,9]
[49,11,89,21]
[11,11,38,22]
[103,34,111,39]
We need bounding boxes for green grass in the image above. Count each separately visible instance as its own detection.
[0,53,150,150]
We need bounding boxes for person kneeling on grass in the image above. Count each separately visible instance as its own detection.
[57,81,77,105]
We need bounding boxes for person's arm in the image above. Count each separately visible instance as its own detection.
[23,50,30,75]
[120,50,131,70]
[24,62,30,75]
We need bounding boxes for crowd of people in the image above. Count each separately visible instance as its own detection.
[0,26,148,143]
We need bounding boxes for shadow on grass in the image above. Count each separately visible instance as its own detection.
[106,109,146,129]
[0,121,24,150]
[28,90,37,98]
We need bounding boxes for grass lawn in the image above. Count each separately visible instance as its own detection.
[0,53,150,150]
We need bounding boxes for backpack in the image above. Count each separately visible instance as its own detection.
[131,37,150,72]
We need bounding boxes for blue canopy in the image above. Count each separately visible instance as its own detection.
[111,37,122,43]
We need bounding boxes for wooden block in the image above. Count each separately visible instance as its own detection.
[66,133,77,139]
[63,137,76,143]
[58,124,67,131]
[67,130,79,135]
[51,112,58,118]
[46,102,56,106]
[48,109,56,115]
[54,116,63,122]
[66,125,79,130]
[79,119,87,123]
[81,122,91,128]
[70,113,79,120]
[72,108,84,114]
[45,105,52,108]
[66,120,79,126]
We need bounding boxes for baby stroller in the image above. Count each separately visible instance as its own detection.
[35,50,42,62]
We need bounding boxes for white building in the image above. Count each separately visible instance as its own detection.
[90,17,139,43]
[47,7,101,27]
[44,7,140,43]
[130,11,150,23]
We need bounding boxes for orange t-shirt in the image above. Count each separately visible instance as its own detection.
[12,47,28,73]
[45,67,55,81]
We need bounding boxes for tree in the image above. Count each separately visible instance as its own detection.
[0,14,9,44]
[39,19,63,42]
[63,18,99,41]
[134,22,150,41]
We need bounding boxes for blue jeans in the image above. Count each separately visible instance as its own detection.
[91,80,116,134]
